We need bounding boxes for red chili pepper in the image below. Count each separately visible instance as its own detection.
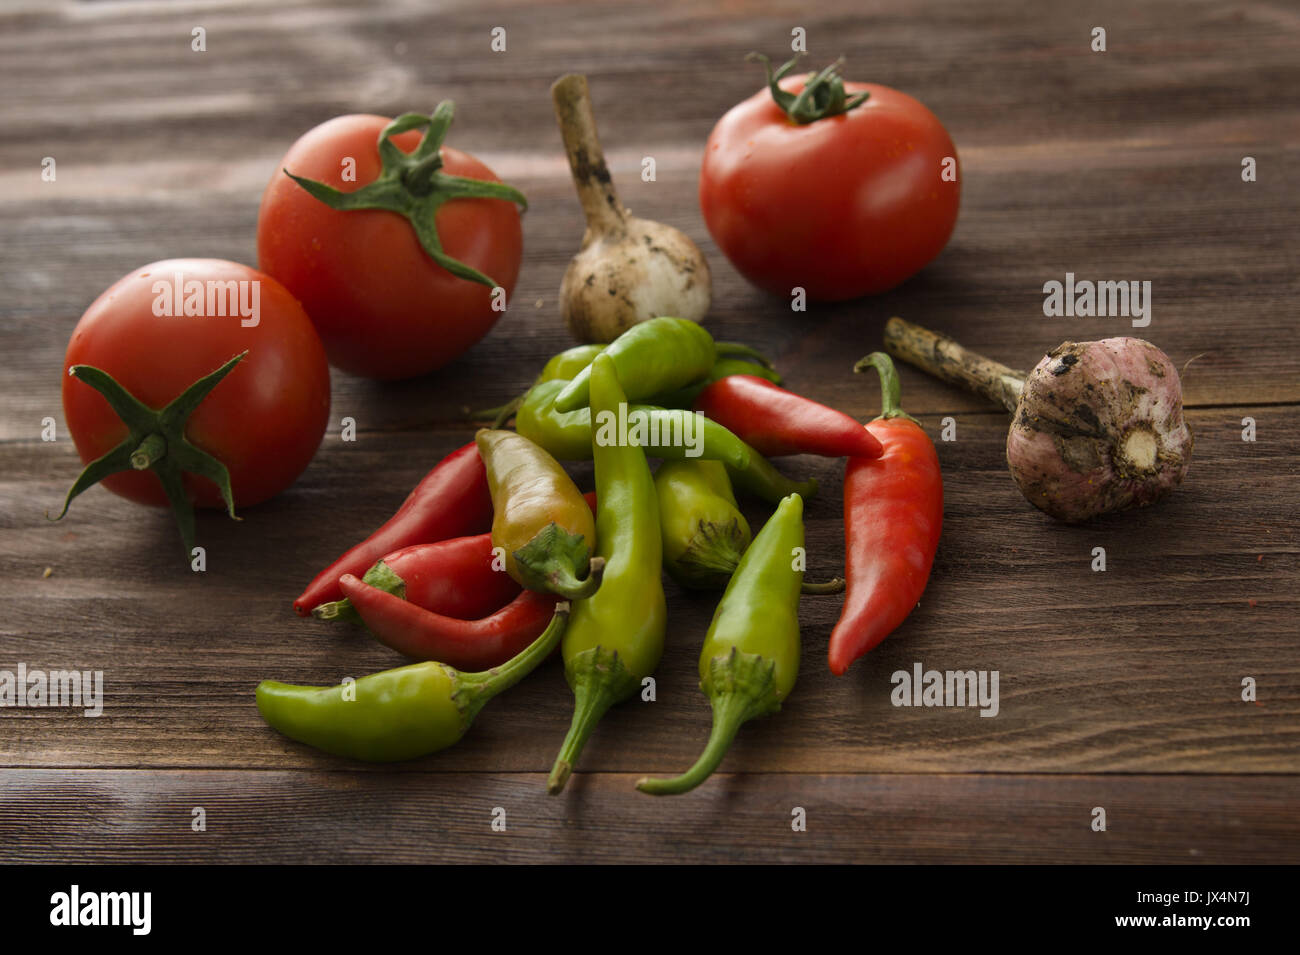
[693,375,883,459]
[292,441,493,616]
[312,533,522,622]
[311,492,597,622]
[828,354,942,675]
[338,574,561,671]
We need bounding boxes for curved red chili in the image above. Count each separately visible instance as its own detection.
[693,375,883,459]
[292,441,493,616]
[338,574,562,672]
[312,533,522,622]
[828,354,942,675]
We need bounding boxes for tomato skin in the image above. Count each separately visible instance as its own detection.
[700,79,960,301]
[256,114,523,380]
[62,259,330,510]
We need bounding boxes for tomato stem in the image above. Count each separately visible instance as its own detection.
[50,352,247,562]
[130,433,166,470]
[283,102,528,289]
[748,53,870,124]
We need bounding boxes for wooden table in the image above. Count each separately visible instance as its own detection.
[2,0,1296,864]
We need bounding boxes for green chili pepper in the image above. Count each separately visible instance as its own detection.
[656,459,751,590]
[727,451,817,504]
[548,354,667,794]
[517,378,751,470]
[482,343,775,426]
[554,317,770,413]
[649,358,784,409]
[637,494,805,795]
[540,343,607,382]
[547,341,768,387]
[256,603,569,762]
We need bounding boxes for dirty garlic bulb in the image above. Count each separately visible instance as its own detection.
[1006,338,1193,521]
[884,317,1194,522]
[552,73,711,343]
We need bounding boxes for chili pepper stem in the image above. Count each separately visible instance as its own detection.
[310,599,360,623]
[512,523,606,600]
[547,645,638,794]
[853,351,922,423]
[882,317,1026,414]
[713,342,776,369]
[726,455,817,504]
[312,558,407,623]
[801,576,845,595]
[468,395,524,428]
[636,648,780,796]
[456,602,570,722]
[673,518,748,583]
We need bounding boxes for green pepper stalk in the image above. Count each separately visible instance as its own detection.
[553,317,770,413]
[256,603,569,762]
[548,354,667,794]
[726,449,817,504]
[637,493,805,796]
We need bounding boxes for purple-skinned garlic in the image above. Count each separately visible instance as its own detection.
[884,317,1194,522]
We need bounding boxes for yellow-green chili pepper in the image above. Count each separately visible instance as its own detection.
[656,459,751,590]
[476,428,602,600]
[548,354,667,794]
[637,493,805,795]
[553,317,769,413]
[540,343,608,382]
[649,357,784,409]
[517,378,751,470]
[256,603,569,762]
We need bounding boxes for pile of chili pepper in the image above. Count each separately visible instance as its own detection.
[257,316,943,791]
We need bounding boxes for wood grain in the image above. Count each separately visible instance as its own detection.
[2,770,1295,864]
[1,0,1297,863]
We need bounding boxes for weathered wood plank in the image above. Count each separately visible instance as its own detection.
[1,769,1295,864]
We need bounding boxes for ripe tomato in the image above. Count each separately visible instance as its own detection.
[62,258,330,510]
[257,113,524,380]
[700,69,960,301]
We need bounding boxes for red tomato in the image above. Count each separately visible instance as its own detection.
[257,114,523,380]
[62,259,330,509]
[700,77,960,301]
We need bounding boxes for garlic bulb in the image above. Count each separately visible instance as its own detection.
[1007,338,1193,521]
[552,74,711,343]
[884,318,1194,522]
